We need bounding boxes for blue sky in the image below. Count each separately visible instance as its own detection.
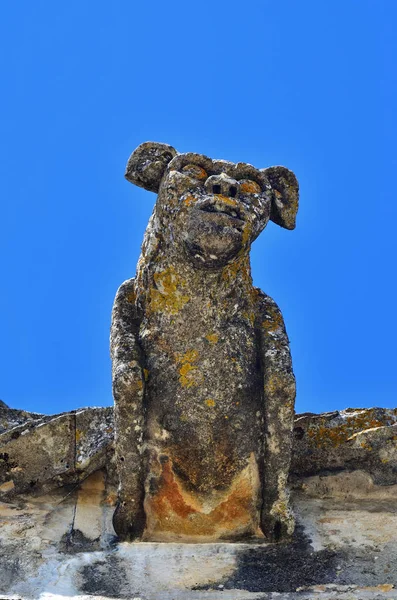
[1,1,396,415]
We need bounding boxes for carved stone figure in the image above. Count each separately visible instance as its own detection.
[111,142,299,542]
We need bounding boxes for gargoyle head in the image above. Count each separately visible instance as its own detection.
[126,142,298,269]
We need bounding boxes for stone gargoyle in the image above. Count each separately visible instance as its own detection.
[111,142,299,542]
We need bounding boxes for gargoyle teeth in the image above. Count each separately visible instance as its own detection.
[200,201,243,220]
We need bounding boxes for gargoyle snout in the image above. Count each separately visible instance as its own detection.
[205,174,240,199]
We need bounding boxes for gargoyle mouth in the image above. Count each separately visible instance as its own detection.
[198,198,244,222]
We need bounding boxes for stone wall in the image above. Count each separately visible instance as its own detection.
[1,402,397,599]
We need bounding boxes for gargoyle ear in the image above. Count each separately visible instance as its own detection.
[261,166,299,230]
[125,141,178,193]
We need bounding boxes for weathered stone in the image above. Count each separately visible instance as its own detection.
[0,403,396,598]
[1,404,396,502]
[0,400,45,435]
[291,408,397,485]
[0,412,75,496]
[111,141,299,542]
[60,469,108,553]
[0,406,114,499]
[75,406,114,473]
[1,486,397,598]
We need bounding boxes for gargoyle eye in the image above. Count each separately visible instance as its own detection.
[181,164,208,180]
[240,179,262,194]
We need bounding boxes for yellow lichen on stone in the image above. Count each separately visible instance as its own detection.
[183,195,196,207]
[240,181,261,194]
[182,164,207,180]
[242,310,255,325]
[221,254,251,286]
[306,409,392,449]
[123,378,144,394]
[269,473,295,535]
[179,362,197,388]
[264,373,285,395]
[214,194,239,207]
[177,349,199,364]
[278,400,295,422]
[205,398,216,407]
[149,266,190,315]
[177,349,202,388]
[262,308,283,333]
[285,400,295,416]
[126,290,136,303]
[205,333,219,344]
[241,222,252,247]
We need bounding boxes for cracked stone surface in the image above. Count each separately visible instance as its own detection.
[1,401,397,598]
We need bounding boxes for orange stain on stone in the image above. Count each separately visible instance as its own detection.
[240,180,261,194]
[153,460,197,520]
[144,455,261,541]
[182,164,208,180]
[183,195,196,207]
[213,194,239,207]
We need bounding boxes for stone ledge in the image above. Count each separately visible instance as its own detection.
[1,404,396,499]
[1,403,396,598]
